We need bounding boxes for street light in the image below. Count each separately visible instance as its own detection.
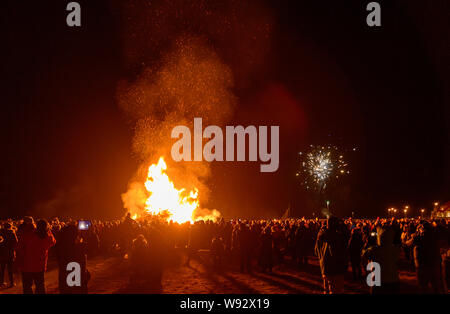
[388,207,396,217]
[432,202,439,217]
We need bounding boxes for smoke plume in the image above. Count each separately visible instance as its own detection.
[112,0,273,217]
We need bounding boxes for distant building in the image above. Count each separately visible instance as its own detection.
[431,201,450,218]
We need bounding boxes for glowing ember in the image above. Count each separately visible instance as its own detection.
[144,157,199,223]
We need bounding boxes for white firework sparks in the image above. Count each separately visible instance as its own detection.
[296,145,350,192]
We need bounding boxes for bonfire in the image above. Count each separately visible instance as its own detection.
[143,157,199,223]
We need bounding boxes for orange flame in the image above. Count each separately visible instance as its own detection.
[144,157,199,223]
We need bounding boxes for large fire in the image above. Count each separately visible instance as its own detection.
[143,157,199,223]
[124,156,221,223]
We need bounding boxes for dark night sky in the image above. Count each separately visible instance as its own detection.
[1,0,448,219]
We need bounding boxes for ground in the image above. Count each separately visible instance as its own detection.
[0,251,429,294]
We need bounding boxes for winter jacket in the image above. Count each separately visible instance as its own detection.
[0,229,18,261]
[16,231,56,273]
[315,227,348,276]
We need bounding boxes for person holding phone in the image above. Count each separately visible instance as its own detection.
[56,224,90,294]
[362,227,401,294]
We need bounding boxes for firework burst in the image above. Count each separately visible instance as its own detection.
[296,145,350,192]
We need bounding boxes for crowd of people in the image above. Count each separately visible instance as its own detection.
[0,213,448,294]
